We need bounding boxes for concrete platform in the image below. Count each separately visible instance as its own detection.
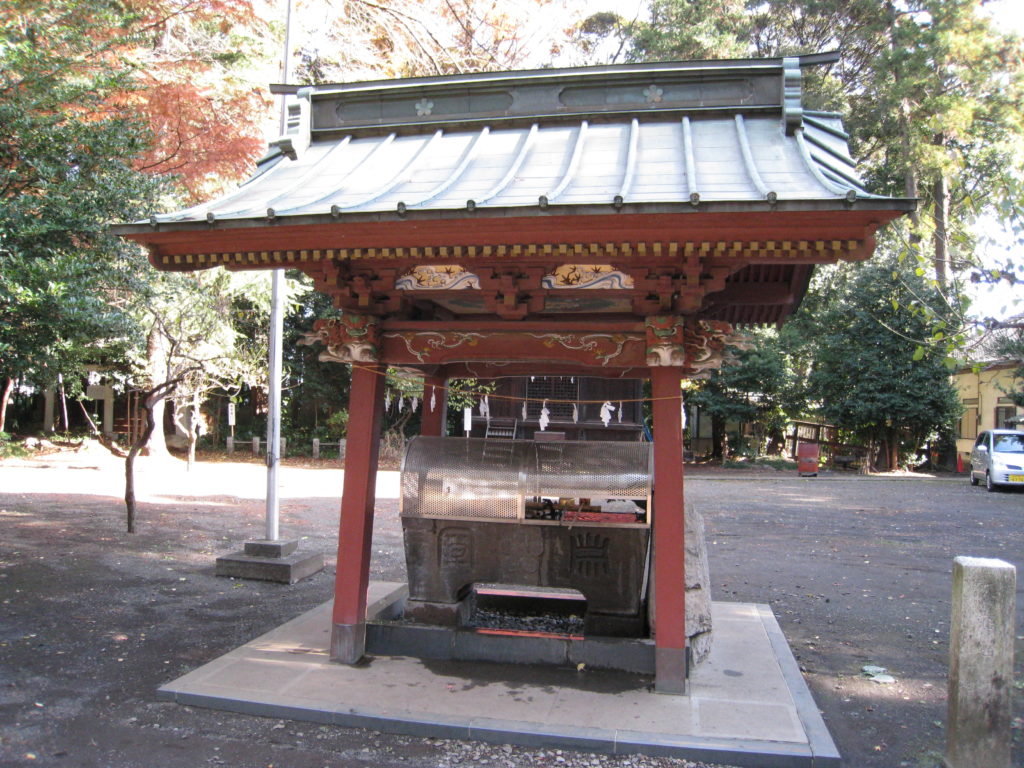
[158,582,839,767]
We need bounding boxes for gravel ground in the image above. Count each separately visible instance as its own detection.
[1,443,1022,767]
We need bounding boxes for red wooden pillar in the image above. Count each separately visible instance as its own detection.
[419,374,446,437]
[331,362,386,663]
[650,366,687,694]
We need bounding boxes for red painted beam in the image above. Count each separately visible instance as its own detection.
[380,330,647,368]
[436,362,650,379]
[331,362,386,663]
[382,319,645,333]
[650,366,687,694]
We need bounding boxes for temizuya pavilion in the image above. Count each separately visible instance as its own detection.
[115,53,912,694]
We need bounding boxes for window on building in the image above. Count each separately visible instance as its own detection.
[958,406,979,439]
[995,405,1017,430]
[525,377,578,421]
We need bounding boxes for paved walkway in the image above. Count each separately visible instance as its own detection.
[159,583,839,768]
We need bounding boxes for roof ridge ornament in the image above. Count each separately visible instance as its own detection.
[268,87,313,161]
[268,137,298,161]
[782,57,803,135]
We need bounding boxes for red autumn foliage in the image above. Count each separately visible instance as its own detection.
[120,0,274,201]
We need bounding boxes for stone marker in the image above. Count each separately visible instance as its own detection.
[648,504,714,668]
[947,556,1015,768]
[685,503,713,665]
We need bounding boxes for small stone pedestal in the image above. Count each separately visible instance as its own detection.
[215,539,324,584]
[946,555,1015,768]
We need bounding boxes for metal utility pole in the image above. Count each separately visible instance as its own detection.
[212,0,322,583]
[265,0,293,542]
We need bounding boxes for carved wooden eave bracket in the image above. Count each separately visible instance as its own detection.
[297,313,382,363]
[299,311,753,377]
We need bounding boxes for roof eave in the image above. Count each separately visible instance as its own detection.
[113,197,917,239]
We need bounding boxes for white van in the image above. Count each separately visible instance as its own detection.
[970,429,1024,492]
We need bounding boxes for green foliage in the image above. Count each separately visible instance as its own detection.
[687,329,804,456]
[282,278,349,435]
[805,256,963,461]
[0,253,141,394]
[722,456,797,471]
[324,410,349,438]
[621,0,1024,341]
[987,324,1024,405]
[628,0,752,61]
[133,267,278,459]
[443,379,498,436]
[613,0,1019,459]
[0,432,30,459]
[0,0,161,422]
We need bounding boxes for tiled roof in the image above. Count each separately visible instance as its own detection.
[156,111,873,225]
[132,55,902,231]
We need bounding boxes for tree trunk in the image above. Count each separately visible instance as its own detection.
[145,326,172,458]
[900,106,920,237]
[933,172,950,290]
[187,390,199,470]
[125,379,179,533]
[78,400,99,435]
[887,0,919,239]
[58,375,69,432]
[0,376,13,433]
[710,414,725,460]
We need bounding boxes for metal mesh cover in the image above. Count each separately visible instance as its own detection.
[531,441,651,500]
[401,437,651,519]
[401,438,527,519]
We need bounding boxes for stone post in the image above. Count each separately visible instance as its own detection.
[312,438,320,459]
[252,436,260,456]
[43,387,55,432]
[947,556,1015,768]
[226,436,234,455]
[100,386,114,434]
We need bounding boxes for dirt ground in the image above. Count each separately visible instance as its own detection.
[1,443,1022,768]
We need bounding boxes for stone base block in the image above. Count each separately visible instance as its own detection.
[215,546,324,585]
[331,622,366,664]
[584,611,647,638]
[655,646,688,695]
[244,539,298,558]
[365,619,656,674]
[402,598,468,626]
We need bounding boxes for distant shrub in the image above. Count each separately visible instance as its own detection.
[722,456,796,471]
[0,433,30,459]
